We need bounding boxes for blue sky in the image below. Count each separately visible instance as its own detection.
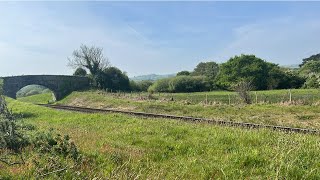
[1,2,320,77]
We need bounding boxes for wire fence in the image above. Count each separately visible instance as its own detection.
[100,89,320,105]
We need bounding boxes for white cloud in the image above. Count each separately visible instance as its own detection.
[0,3,190,77]
[214,17,320,65]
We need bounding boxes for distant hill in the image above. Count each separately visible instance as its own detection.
[130,74,176,81]
[281,64,299,69]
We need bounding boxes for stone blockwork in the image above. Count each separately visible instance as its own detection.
[1,75,90,100]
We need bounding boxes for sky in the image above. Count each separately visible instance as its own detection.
[0,1,320,77]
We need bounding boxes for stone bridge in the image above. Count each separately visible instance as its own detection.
[0,75,90,101]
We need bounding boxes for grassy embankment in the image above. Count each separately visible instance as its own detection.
[18,89,320,105]
[28,89,319,130]
[18,89,320,129]
[2,99,320,179]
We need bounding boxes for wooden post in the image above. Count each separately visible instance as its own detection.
[205,94,208,105]
[228,94,231,105]
[255,91,258,104]
[289,89,292,103]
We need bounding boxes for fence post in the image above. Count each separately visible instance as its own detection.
[255,91,258,104]
[289,89,292,103]
[205,94,208,105]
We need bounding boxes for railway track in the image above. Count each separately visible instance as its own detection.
[38,104,320,135]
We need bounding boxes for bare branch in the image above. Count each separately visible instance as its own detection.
[235,80,253,104]
[68,44,110,75]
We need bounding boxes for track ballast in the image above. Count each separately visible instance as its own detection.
[38,104,319,135]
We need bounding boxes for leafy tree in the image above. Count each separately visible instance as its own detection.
[168,76,210,93]
[192,61,219,79]
[131,80,154,92]
[276,70,305,89]
[0,79,4,95]
[216,55,273,90]
[303,74,320,88]
[217,54,305,90]
[300,53,320,67]
[148,78,170,93]
[148,76,210,93]
[97,67,130,91]
[298,60,320,89]
[73,67,87,76]
[265,66,304,90]
[68,44,109,76]
[299,60,320,76]
[177,71,191,76]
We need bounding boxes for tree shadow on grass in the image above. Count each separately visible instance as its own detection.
[13,112,38,119]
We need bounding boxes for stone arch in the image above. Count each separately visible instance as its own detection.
[1,75,89,101]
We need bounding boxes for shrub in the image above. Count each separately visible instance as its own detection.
[303,74,320,89]
[149,76,211,93]
[216,54,305,90]
[130,80,154,92]
[177,71,191,76]
[0,96,29,152]
[0,118,30,152]
[73,67,87,77]
[148,78,171,93]
[234,80,253,104]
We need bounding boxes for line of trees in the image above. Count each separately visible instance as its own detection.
[149,54,319,93]
[68,45,320,93]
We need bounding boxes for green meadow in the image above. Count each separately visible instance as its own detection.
[3,90,320,179]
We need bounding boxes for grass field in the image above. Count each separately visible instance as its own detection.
[18,89,320,129]
[32,90,319,130]
[95,89,320,105]
[18,89,320,105]
[159,89,320,104]
[17,92,54,104]
[3,99,320,179]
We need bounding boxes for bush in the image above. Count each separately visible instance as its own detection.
[130,80,153,92]
[0,96,29,153]
[149,76,211,93]
[0,118,29,152]
[303,74,320,89]
[32,131,80,161]
[73,67,87,76]
[177,71,191,76]
[93,67,130,91]
[148,78,171,93]
[216,54,304,90]
[234,80,253,104]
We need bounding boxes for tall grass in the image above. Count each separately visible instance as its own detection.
[53,90,320,129]
[3,99,320,179]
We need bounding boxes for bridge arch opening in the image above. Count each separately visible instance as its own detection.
[16,84,56,104]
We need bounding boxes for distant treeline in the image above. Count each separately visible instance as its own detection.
[146,54,320,93]
[69,45,320,93]
[14,51,320,97]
